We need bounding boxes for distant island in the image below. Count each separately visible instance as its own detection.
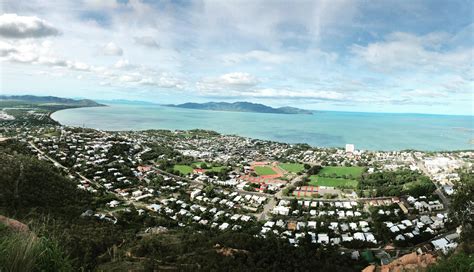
[167,101,313,115]
[0,95,104,107]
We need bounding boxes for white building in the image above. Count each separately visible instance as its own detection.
[345,144,355,153]
[272,206,290,216]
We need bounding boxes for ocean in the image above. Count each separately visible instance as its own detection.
[51,104,474,151]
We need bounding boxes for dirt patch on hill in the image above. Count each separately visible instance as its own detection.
[0,215,30,233]
[363,251,438,272]
[214,244,249,256]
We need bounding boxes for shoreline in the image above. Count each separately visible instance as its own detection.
[50,106,474,154]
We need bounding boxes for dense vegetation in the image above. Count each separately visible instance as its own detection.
[427,252,474,272]
[0,141,133,270]
[0,225,73,272]
[427,169,474,271]
[0,153,91,216]
[358,169,436,197]
[120,231,365,271]
[448,170,474,253]
[0,140,366,271]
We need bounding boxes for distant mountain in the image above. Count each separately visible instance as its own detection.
[167,102,313,115]
[0,95,104,107]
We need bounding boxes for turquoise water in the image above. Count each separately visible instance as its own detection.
[51,104,474,151]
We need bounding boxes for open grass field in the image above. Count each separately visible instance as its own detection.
[192,162,207,168]
[254,166,277,176]
[318,166,364,178]
[192,162,226,172]
[174,165,194,175]
[210,166,225,172]
[308,175,358,188]
[279,163,304,173]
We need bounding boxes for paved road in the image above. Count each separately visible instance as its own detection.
[153,166,273,197]
[153,166,282,221]
[29,141,106,189]
[415,159,450,208]
[258,197,276,221]
[28,141,67,170]
[29,141,158,213]
[279,195,396,202]
[256,174,303,220]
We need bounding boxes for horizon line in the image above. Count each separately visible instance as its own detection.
[2,93,473,117]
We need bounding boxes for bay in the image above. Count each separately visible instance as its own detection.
[51,104,474,151]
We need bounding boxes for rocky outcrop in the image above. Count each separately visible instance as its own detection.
[362,264,376,272]
[362,252,438,272]
[0,215,30,233]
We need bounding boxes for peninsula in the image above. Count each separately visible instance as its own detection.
[0,95,105,126]
[0,95,104,108]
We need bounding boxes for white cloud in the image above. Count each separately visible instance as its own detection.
[119,74,140,83]
[0,39,95,73]
[37,57,67,67]
[197,72,260,91]
[83,0,120,10]
[215,88,346,101]
[402,89,447,98]
[67,61,90,71]
[439,75,473,93]
[0,40,17,56]
[351,31,473,73]
[0,13,60,38]
[102,42,123,56]
[1,0,472,114]
[139,75,183,89]
[108,71,184,89]
[249,88,345,100]
[134,36,159,48]
[221,50,289,64]
[114,59,134,69]
[196,0,360,48]
[0,40,44,64]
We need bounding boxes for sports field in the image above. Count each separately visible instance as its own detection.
[254,166,277,176]
[308,176,358,188]
[173,165,194,175]
[279,163,304,173]
[318,166,364,178]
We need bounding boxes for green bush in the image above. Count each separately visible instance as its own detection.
[0,230,73,272]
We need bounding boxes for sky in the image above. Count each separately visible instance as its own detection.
[0,0,473,115]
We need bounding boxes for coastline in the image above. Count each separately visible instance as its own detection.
[47,104,107,125]
[50,104,474,153]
